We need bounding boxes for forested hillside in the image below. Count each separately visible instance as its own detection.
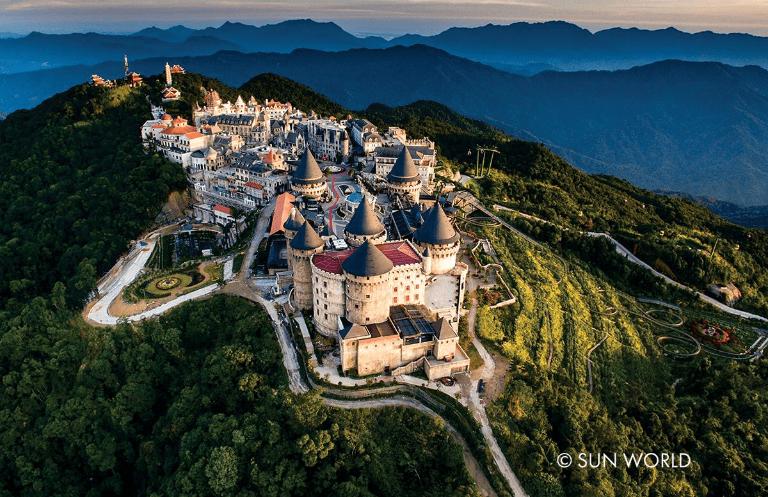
[1,74,767,497]
[0,83,187,311]
[366,100,768,317]
[366,99,768,496]
[0,81,478,496]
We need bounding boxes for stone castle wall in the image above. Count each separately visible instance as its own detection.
[311,265,346,336]
[345,272,392,325]
[292,246,323,311]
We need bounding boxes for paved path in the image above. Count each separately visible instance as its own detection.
[324,396,499,497]
[87,235,158,324]
[464,298,528,497]
[587,232,768,323]
[237,200,276,284]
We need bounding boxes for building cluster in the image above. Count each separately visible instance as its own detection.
[266,146,468,380]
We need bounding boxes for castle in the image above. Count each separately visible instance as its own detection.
[284,149,469,379]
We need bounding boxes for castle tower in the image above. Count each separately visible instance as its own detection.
[289,220,325,311]
[342,240,394,325]
[412,203,460,275]
[344,197,387,247]
[165,62,172,86]
[387,146,421,205]
[283,207,306,269]
[433,317,459,361]
[291,149,327,199]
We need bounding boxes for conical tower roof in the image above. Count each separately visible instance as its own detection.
[290,220,324,250]
[292,149,325,185]
[342,240,394,277]
[345,199,385,237]
[387,146,420,183]
[283,207,305,232]
[413,203,459,245]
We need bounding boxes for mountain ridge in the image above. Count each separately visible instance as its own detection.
[3,45,768,205]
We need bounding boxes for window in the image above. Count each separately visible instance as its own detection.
[393,297,398,303]
[406,286,410,291]
[405,295,410,302]
[415,284,420,289]
[393,287,398,292]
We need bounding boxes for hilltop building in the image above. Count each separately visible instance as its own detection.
[375,143,436,189]
[343,196,387,247]
[291,149,327,199]
[387,146,422,205]
[306,118,349,161]
[161,62,181,102]
[286,196,468,380]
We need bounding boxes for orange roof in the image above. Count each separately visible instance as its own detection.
[245,181,264,189]
[269,191,296,235]
[184,132,204,139]
[262,149,275,164]
[213,204,232,215]
[162,113,172,120]
[172,116,186,124]
[151,123,167,129]
[161,125,197,135]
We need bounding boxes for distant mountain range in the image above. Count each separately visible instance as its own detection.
[0,20,385,74]
[5,19,768,75]
[390,21,768,70]
[3,44,768,206]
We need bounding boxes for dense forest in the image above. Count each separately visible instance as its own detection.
[0,295,476,496]
[0,83,187,311]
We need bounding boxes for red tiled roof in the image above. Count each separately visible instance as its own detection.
[245,181,263,189]
[213,204,232,215]
[269,191,296,235]
[184,131,204,139]
[312,241,421,275]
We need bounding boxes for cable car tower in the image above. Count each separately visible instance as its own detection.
[474,146,500,177]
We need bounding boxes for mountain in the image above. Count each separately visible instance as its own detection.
[194,19,387,52]
[4,45,768,205]
[132,24,198,42]
[0,19,388,74]
[0,31,238,73]
[390,21,768,70]
[2,72,767,497]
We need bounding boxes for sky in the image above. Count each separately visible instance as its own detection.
[1,0,768,37]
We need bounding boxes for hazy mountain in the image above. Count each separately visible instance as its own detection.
[4,45,768,205]
[0,32,238,73]
[194,20,387,52]
[132,25,199,42]
[0,20,388,74]
[390,21,768,70]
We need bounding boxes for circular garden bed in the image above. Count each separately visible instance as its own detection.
[143,271,198,298]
